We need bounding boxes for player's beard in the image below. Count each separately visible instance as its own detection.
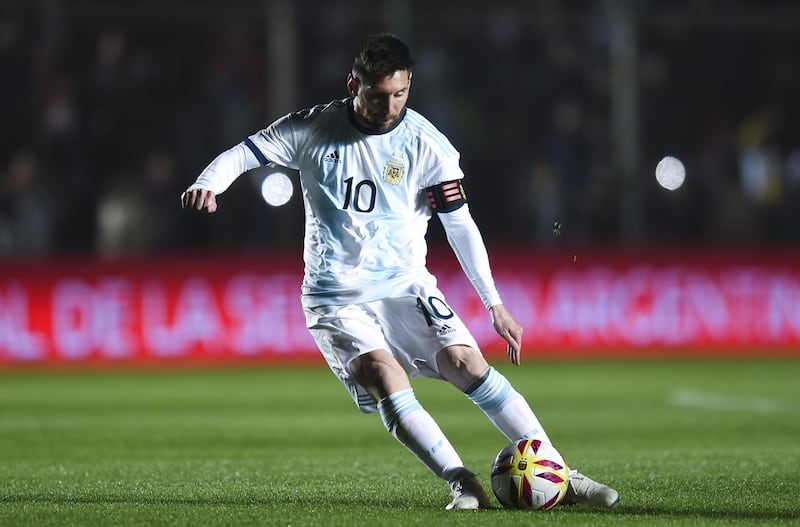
[353,100,402,131]
[362,110,400,131]
[371,114,400,130]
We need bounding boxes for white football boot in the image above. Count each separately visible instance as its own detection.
[445,469,492,510]
[561,470,620,508]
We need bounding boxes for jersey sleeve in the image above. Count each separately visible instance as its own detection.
[437,204,503,310]
[424,153,465,186]
[246,111,303,171]
[408,111,466,188]
[185,112,302,195]
[185,142,260,195]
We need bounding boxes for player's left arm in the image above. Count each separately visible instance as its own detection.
[429,180,524,364]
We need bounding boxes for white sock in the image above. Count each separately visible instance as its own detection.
[466,367,551,443]
[378,388,465,480]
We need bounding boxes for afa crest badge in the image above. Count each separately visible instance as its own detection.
[383,152,406,185]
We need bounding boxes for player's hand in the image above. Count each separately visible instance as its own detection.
[181,188,217,213]
[490,304,523,365]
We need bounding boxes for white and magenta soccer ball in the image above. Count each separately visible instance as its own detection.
[490,438,570,510]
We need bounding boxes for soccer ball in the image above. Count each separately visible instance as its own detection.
[490,438,570,510]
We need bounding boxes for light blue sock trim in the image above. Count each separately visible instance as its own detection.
[466,367,511,412]
[378,388,421,433]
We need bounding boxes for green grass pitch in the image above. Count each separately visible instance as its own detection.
[1,358,798,527]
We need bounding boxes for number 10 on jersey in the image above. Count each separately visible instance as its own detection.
[342,177,376,213]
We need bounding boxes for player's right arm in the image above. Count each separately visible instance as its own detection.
[181,111,301,213]
[180,142,262,213]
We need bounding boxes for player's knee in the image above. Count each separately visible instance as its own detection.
[351,355,391,380]
[436,345,488,389]
[437,344,484,369]
[349,350,409,399]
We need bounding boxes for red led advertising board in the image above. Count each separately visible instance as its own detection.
[1,248,799,366]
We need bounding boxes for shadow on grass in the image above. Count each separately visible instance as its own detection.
[593,504,799,523]
[0,492,418,509]
[3,494,799,522]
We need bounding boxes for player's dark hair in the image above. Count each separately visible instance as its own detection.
[352,33,415,81]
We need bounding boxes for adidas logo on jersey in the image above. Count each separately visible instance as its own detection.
[323,150,341,164]
[437,324,455,337]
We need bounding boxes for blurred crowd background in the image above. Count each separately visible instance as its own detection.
[2,0,800,259]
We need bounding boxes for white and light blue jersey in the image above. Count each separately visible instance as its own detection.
[244,98,465,307]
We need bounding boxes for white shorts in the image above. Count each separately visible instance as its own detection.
[303,282,481,413]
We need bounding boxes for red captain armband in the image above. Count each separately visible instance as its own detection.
[426,180,467,213]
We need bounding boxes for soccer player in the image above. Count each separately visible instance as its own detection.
[181,32,618,510]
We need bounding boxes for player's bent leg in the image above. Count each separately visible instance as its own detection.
[353,350,490,510]
[435,348,620,509]
[377,388,491,510]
